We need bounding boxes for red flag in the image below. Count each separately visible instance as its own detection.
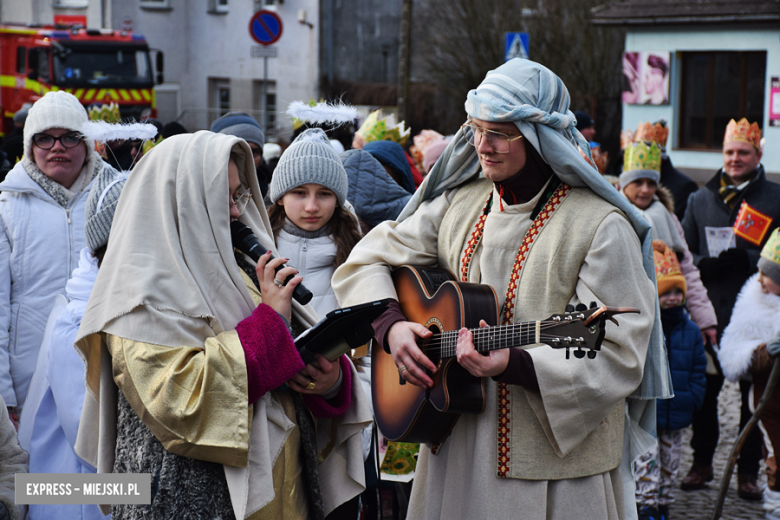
[733,202,773,246]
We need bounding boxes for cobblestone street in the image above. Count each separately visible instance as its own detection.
[670,380,767,520]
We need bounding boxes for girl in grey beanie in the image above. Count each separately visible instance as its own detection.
[268,128,362,318]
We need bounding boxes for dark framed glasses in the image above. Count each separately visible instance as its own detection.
[32,131,84,150]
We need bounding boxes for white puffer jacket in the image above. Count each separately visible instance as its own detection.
[0,161,95,408]
[275,228,339,320]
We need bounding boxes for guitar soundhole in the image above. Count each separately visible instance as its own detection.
[423,319,443,366]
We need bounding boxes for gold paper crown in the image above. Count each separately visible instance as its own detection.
[142,135,163,155]
[578,144,609,174]
[590,144,609,174]
[724,118,761,149]
[761,228,780,267]
[410,129,444,171]
[624,141,662,173]
[634,121,668,148]
[356,110,411,145]
[620,129,635,151]
[88,103,121,123]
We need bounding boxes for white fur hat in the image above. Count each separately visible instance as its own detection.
[24,91,93,161]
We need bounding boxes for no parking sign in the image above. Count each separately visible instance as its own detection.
[249,10,283,46]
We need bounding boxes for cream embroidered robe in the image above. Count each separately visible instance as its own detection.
[332,179,656,520]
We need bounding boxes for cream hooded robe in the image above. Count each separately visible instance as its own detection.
[74,131,371,518]
[333,60,663,520]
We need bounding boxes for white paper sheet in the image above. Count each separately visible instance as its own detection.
[704,226,736,258]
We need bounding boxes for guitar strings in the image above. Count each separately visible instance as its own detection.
[420,335,592,355]
[416,321,596,355]
[420,335,587,356]
[415,320,587,347]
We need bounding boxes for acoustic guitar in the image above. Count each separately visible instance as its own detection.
[372,265,639,447]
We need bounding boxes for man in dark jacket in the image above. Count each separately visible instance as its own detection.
[681,118,780,499]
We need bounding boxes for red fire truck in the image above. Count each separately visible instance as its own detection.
[0,23,163,136]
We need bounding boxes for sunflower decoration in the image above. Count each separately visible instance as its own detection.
[380,441,420,476]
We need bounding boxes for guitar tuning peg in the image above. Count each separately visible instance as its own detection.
[587,350,597,359]
[573,348,586,359]
[565,304,575,313]
[589,301,597,309]
[566,348,570,360]
[575,303,587,312]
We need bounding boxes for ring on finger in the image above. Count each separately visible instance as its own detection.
[306,381,316,390]
[273,278,284,288]
[398,365,407,375]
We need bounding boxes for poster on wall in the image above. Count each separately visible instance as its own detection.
[770,77,780,128]
[622,51,671,105]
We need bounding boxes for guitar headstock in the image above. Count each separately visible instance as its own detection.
[540,303,640,359]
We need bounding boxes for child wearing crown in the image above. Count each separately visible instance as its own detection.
[719,228,780,518]
[634,241,707,520]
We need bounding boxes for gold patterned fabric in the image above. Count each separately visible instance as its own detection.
[105,332,251,466]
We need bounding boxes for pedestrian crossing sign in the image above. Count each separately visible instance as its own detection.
[505,32,529,62]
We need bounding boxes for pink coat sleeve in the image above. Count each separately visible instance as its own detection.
[673,214,718,330]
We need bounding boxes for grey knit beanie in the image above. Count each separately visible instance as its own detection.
[84,167,127,252]
[269,128,348,206]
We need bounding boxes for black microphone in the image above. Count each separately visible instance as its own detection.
[231,220,313,305]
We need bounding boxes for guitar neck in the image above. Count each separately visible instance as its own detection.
[434,321,542,359]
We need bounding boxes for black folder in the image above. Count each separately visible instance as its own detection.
[295,299,390,365]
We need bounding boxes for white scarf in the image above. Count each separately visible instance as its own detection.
[621,191,687,253]
[74,131,338,519]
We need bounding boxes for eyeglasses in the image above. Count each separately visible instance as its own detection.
[32,132,83,150]
[230,187,252,215]
[461,123,524,154]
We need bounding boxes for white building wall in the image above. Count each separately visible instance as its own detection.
[623,26,780,178]
[113,0,319,141]
[1,0,108,28]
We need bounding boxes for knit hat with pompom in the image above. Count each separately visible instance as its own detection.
[269,128,348,206]
[653,240,687,299]
[24,91,93,161]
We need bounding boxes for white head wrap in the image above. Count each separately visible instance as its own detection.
[73,132,368,519]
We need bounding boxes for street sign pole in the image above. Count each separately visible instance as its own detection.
[263,56,268,131]
[249,10,284,133]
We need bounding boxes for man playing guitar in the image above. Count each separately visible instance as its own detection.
[333,59,668,520]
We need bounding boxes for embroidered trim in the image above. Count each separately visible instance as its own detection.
[459,182,572,478]
[459,196,491,282]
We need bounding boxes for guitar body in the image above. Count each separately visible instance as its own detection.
[372,265,499,445]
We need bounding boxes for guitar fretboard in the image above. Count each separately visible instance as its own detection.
[427,321,543,359]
